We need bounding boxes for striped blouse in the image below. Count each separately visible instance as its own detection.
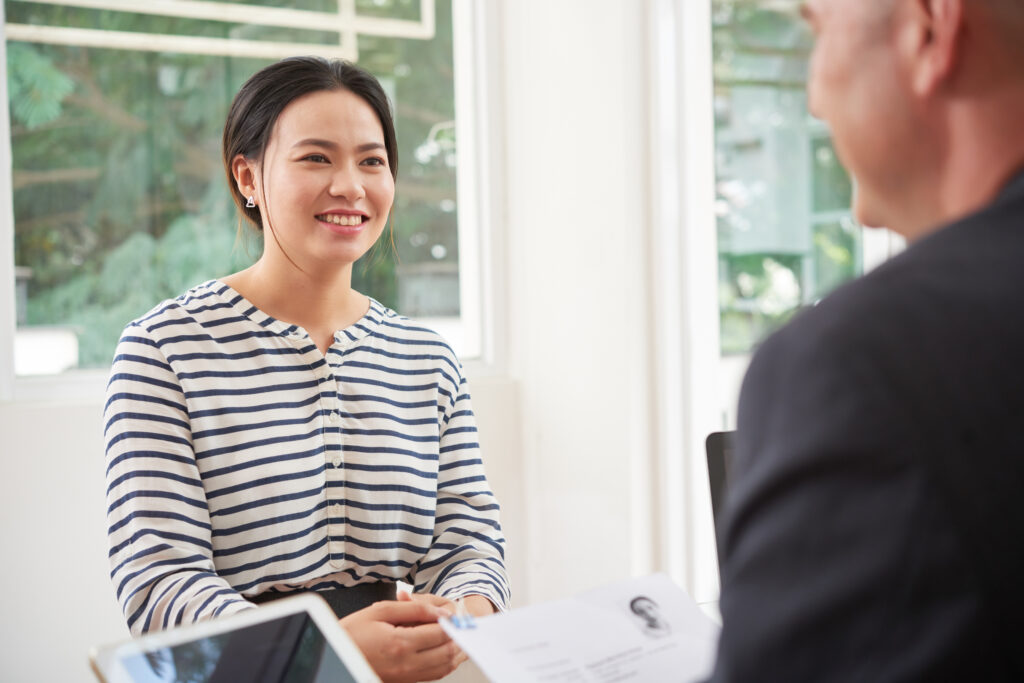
[103,280,508,635]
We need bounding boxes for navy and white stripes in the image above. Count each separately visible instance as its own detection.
[104,280,509,634]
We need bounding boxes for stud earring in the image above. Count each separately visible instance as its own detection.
[245,196,256,208]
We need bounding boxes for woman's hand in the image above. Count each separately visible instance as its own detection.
[339,600,467,682]
[397,589,495,618]
[395,589,457,614]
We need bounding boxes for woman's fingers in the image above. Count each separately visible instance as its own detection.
[396,623,453,653]
[364,599,452,625]
[397,591,458,612]
[389,632,462,681]
[339,601,469,682]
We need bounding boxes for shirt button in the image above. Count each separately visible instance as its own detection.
[329,411,340,422]
[332,455,342,468]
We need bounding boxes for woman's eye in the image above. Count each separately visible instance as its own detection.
[362,157,386,167]
[303,154,328,163]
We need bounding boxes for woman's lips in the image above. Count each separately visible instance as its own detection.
[316,212,368,234]
[316,213,366,226]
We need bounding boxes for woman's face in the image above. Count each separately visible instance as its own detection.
[250,88,395,273]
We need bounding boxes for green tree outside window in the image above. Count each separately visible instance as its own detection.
[5,0,460,370]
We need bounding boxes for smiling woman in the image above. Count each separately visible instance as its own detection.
[102,57,508,683]
[220,62,400,353]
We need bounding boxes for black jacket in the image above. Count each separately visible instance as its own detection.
[709,171,1024,682]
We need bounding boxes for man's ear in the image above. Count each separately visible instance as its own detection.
[899,0,965,97]
[231,154,259,203]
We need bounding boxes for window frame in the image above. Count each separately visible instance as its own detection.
[450,0,505,376]
[4,0,436,59]
[646,0,723,604]
[0,0,498,401]
[0,1,15,401]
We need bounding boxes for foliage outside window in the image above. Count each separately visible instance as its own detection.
[712,0,861,355]
[5,0,461,373]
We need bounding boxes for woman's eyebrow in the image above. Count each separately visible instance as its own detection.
[355,141,386,153]
[291,138,385,153]
[292,137,336,149]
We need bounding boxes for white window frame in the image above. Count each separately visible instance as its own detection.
[451,0,504,376]
[0,0,497,401]
[647,0,722,605]
[0,1,15,401]
[862,225,906,272]
[4,0,436,60]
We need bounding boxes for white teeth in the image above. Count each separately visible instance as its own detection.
[319,214,363,226]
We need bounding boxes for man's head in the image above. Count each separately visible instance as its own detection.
[801,0,1024,239]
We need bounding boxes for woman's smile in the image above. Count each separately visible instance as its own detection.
[316,210,370,234]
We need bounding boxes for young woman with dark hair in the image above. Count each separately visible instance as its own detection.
[104,56,507,681]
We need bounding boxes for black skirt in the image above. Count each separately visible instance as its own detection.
[249,582,398,618]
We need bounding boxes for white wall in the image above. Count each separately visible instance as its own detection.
[498,0,657,604]
[0,399,127,682]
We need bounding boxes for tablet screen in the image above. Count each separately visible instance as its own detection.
[115,612,357,683]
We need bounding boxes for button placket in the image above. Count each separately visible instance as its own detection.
[323,348,346,568]
[325,358,342,466]
[322,375,341,469]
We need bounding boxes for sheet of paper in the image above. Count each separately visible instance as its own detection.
[441,574,720,682]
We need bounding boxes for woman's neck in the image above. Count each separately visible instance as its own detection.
[222,257,370,354]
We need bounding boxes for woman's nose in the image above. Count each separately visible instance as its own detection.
[328,165,365,200]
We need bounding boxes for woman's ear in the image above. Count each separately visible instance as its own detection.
[231,154,259,204]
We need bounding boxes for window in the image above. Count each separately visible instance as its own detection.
[709,0,906,432]
[712,0,865,355]
[642,0,904,609]
[3,0,483,381]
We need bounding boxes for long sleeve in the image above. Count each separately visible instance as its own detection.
[409,372,510,610]
[104,322,253,634]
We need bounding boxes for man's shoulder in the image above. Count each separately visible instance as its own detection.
[756,203,1024,371]
[750,260,907,375]
[742,200,1024,454]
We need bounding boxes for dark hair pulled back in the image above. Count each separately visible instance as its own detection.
[222,56,398,230]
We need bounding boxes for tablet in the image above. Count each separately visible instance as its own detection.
[89,593,380,683]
